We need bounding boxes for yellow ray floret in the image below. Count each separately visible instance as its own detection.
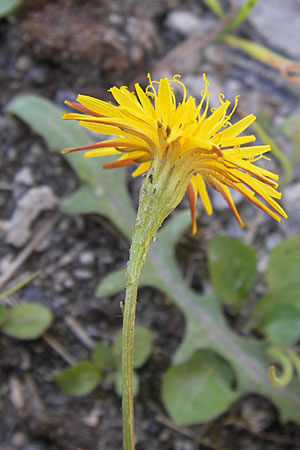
[62,73,287,233]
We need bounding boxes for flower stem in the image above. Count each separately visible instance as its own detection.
[121,166,162,450]
[121,150,191,449]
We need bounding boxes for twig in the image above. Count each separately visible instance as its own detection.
[64,316,95,350]
[153,0,238,75]
[156,414,222,450]
[24,371,45,416]
[0,181,18,191]
[0,211,61,291]
[43,332,76,366]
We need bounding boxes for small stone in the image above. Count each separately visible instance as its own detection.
[6,147,17,161]
[73,269,93,280]
[5,186,58,247]
[14,167,34,186]
[15,55,32,72]
[54,271,74,292]
[82,407,101,427]
[265,233,283,251]
[165,10,202,37]
[26,65,49,85]
[78,251,95,266]
[11,432,28,448]
[241,396,275,432]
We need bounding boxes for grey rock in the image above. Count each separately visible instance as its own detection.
[73,269,93,280]
[4,186,58,247]
[26,65,49,85]
[164,10,202,37]
[78,251,95,266]
[248,0,300,61]
[15,55,32,72]
[14,167,34,186]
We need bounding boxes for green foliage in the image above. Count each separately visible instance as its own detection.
[208,235,257,310]
[258,305,300,346]
[162,350,237,425]
[0,275,53,340]
[266,235,300,291]
[54,325,153,397]
[54,361,101,396]
[0,303,53,340]
[113,325,153,369]
[0,0,22,17]
[8,94,300,425]
[115,370,140,397]
[91,341,115,372]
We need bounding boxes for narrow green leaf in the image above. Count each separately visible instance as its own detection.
[0,0,22,17]
[6,94,136,239]
[0,270,40,301]
[96,268,126,297]
[54,361,101,396]
[91,341,114,372]
[162,350,237,425]
[115,369,139,397]
[0,304,7,326]
[202,0,224,18]
[208,235,257,309]
[259,305,300,346]
[113,325,153,369]
[266,234,300,291]
[223,0,260,34]
[1,303,53,340]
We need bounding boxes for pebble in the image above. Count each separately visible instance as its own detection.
[26,65,49,85]
[241,396,275,432]
[11,432,28,448]
[78,251,95,266]
[4,186,58,247]
[164,10,202,37]
[15,55,32,72]
[265,232,283,251]
[54,270,74,292]
[14,167,34,186]
[248,0,300,61]
[73,268,93,280]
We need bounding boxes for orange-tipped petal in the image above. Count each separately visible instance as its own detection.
[102,159,136,169]
[64,100,104,117]
[187,182,197,234]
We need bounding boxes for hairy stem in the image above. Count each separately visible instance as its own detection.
[122,167,162,449]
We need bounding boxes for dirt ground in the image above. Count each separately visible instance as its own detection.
[1,0,300,449]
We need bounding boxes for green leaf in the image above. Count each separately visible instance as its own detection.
[91,341,114,372]
[0,0,22,17]
[96,268,126,297]
[162,350,237,425]
[113,325,153,369]
[258,305,300,346]
[250,282,300,323]
[208,235,257,309]
[1,303,53,340]
[266,234,300,291]
[115,369,140,397]
[6,94,136,239]
[54,361,101,396]
[0,304,7,326]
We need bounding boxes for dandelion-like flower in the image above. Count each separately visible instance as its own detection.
[62,74,287,232]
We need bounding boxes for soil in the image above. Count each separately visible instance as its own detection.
[1,1,300,449]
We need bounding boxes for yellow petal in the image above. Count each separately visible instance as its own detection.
[131,161,151,177]
[192,174,212,215]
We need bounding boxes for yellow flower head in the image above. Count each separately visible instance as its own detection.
[62,74,287,233]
